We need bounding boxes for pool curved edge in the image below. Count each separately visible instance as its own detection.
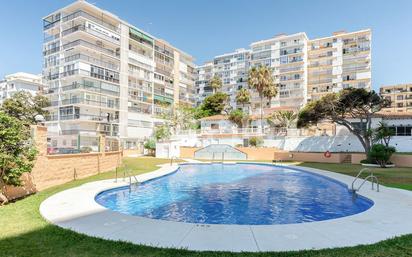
[40,162,412,252]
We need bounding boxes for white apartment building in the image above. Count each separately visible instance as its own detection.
[195,61,213,106]
[0,72,43,104]
[250,33,308,109]
[212,49,251,110]
[196,29,371,112]
[42,0,195,151]
[196,49,251,110]
[307,30,371,101]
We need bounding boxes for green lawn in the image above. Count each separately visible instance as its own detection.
[1,157,412,257]
[297,162,412,191]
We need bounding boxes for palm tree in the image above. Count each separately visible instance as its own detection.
[210,75,222,93]
[247,66,278,132]
[235,88,251,128]
[235,88,251,110]
[269,110,298,128]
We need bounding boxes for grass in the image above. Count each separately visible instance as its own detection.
[297,162,412,191]
[1,157,412,257]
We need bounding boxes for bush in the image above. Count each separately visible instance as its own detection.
[249,137,263,147]
[144,139,156,156]
[368,144,396,168]
[229,109,247,128]
[80,146,92,153]
[154,125,171,142]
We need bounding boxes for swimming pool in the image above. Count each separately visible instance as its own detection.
[95,163,373,225]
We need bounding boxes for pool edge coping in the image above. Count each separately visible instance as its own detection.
[39,161,412,252]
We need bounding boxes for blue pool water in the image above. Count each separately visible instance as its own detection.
[95,163,373,225]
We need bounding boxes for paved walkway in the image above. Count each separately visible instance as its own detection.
[40,163,412,252]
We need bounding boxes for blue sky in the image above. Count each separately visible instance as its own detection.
[0,0,411,90]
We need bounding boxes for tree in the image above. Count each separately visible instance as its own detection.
[154,125,171,142]
[0,112,38,204]
[248,66,278,131]
[374,122,394,147]
[210,75,222,93]
[200,92,229,116]
[143,139,156,156]
[160,104,198,133]
[249,136,263,147]
[297,88,389,154]
[269,110,298,128]
[1,91,50,125]
[235,88,251,111]
[229,109,249,128]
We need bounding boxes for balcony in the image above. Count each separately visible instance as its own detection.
[62,10,120,33]
[60,82,120,96]
[63,40,120,59]
[64,53,119,71]
[60,69,119,84]
[47,113,119,123]
[61,24,120,45]
[49,97,119,109]
[43,47,60,56]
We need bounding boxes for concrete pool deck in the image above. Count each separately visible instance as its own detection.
[40,162,412,252]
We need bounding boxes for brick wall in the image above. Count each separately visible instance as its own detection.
[3,126,122,200]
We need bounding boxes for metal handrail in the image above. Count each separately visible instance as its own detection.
[121,167,139,187]
[170,156,178,166]
[351,168,379,192]
[356,174,380,192]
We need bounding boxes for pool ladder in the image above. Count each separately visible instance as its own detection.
[170,156,180,166]
[351,168,379,193]
[115,166,139,188]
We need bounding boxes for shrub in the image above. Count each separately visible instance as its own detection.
[0,111,37,204]
[249,137,263,147]
[229,109,247,128]
[368,144,396,168]
[144,139,156,156]
[154,125,171,142]
[80,146,92,153]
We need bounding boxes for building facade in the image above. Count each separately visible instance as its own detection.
[0,72,43,104]
[250,33,308,109]
[195,61,213,106]
[380,84,412,112]
[307,30,371,101]
[42,0,195,151]
[196,29,371,112]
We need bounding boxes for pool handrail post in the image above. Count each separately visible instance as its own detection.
[351,168,379,193]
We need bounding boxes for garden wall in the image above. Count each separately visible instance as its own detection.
[3,126,122,200]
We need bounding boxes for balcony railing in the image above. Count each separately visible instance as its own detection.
[64,53,119,71]
[61,24,120,45]
[62,10,120,33]
[49,97,119,109]
[46,113,119,123]
[174,127,288,137]
[60,69,119,84]
[60,82,120,96]
[63,40,120,58]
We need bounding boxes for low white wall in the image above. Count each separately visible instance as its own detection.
[155,142,180,158]
[173,134,412,153]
